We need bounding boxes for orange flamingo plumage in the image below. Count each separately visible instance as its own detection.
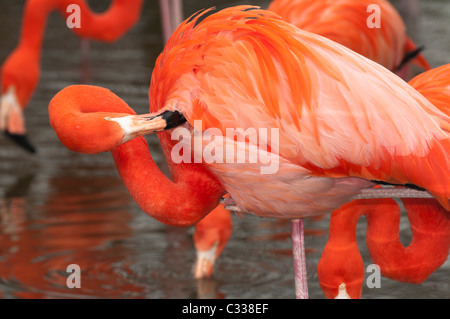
[409,64,450,115]
[0,0,143,152]
[49,7,449,298]
[318,64,450,299]
[267,0,431,77]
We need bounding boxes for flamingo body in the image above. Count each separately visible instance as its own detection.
[190,0,434,281]
[51,6,450,224]
[150,6,450,219]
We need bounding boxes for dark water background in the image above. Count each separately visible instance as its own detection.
[0,0,448,299]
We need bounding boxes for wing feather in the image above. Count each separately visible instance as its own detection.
[150,6,450,209]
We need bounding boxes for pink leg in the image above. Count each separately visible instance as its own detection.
[159,0,172,43]
[170,0,183,32]
[80,38,91,83]
[292,219,308,299]
[159,0,183,43]
[81,38,90,62]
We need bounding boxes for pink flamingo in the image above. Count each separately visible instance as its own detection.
[191,0,433,281]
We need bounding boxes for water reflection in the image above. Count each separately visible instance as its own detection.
[0,174,145,298]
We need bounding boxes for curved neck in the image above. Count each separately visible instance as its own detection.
[16,0,143,53]
[319,196,450,298]
[16,0,55,56]
[65,0,143,41]
[318,200,367,299]
[50,84,223,226]
[366,198,450,283]
[111,137,224,226]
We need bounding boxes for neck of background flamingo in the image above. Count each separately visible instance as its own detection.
[317,200,367,299]
[16,0,58,58]
[328,202,366,244]
[111,137,224,227]
[66,0,144,42]
[365,198,450,283]
[17,0,143,52]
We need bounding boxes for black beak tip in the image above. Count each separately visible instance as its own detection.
[162,110,187,130]
[4,131,37,154]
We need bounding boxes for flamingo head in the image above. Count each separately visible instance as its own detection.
[194,240,220,279]
[1,49,40,153]
[317,242,365,299]
[193,205,233,279]
[49,85,187,154]
[318,272,365,299]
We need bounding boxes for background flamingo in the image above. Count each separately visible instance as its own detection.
[160,0,431,80]
[318,63,450,299]
[267,0,431,79]
[49,6,449,299]
[193,204,232,279]
[318,195,450,299]
[409,63,450,115]
[0,0,143,153]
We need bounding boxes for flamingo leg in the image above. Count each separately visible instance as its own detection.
[292,218,308,299]
[80,38,91,83]
[159,0,172,43]
[170,0,183,33]
[80,38,90,62]
[159,0,183,43]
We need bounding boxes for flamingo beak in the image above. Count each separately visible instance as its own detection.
[0,87,36,153]
[194,241,219,279]
[105,109,187,144]
[334,283,351,299]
